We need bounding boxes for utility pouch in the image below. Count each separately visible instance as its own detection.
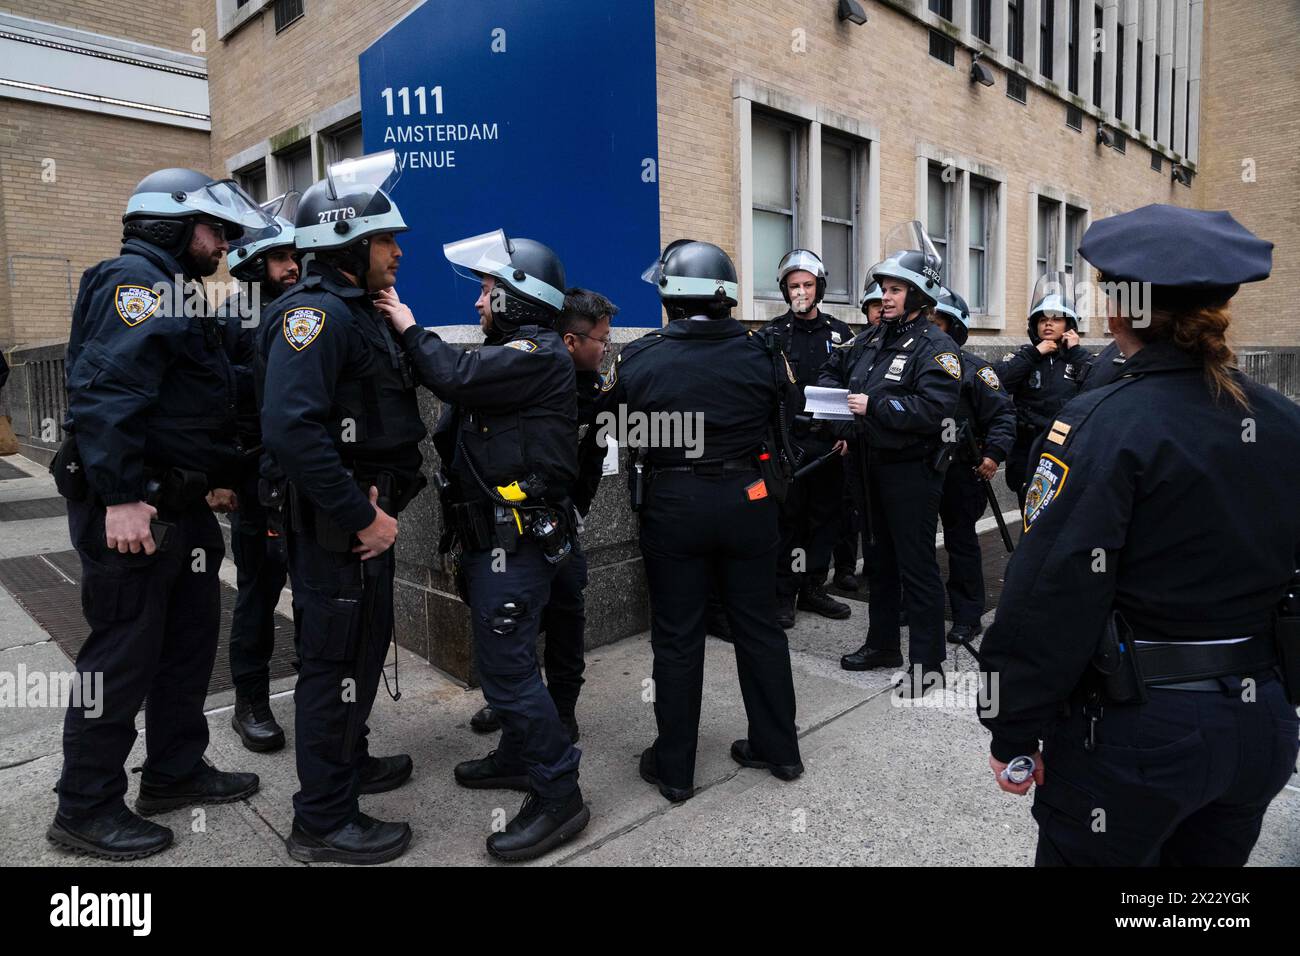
[492,504,521,554]
[50,433,89,502]
[757,438,791,505]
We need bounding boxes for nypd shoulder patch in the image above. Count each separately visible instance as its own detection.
[283,307,326,352]
[600,357,620,393]
[1023,453,1070,533]
[977,366,1001,390]
[115,285,161,327]
[934,352,961,379]
[505,339,538,352]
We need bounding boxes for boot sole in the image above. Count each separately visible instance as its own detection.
[730,750,804,781]
[839,658,904,672]
[135,780,260,817]
[454,774,530,792]
[285,829,412,865]
[486,804,591,863]
[232,721,286,753]
[800,606,852,620]
[46,825,172,861]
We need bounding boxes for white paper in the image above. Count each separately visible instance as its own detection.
[601,435,619,476]
[803,386,854,421]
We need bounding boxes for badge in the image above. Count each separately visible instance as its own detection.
[505,339,538,352]
[884,354,908,382]
[1029,370,1042,389]
[115,285,160,327]
[830,330,843,345]
[600,358,620,392]
[934,352,961,379]
[1023,453,1070,532]
[283,307,325,351]
[977,366,1001,390]
[1002,352,1016,363]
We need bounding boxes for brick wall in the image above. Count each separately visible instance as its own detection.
[1194,0,1300,347]
[0,101,211,345]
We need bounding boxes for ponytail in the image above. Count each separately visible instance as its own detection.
[1135,302,1250,410]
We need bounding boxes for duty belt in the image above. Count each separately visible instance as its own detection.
[1135,634,1277,687]
[650,456,757,477]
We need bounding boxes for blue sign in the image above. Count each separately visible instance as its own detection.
[359,0,660,326]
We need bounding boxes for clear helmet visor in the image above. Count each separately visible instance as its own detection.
[1031,270,1077,317]
[194,180,279,232]
[443,228,516,285]
[777,249,826,282]
[326,149,400,201]
[881,219,942,277]
[228,191,300,252]
[640,258,664,285]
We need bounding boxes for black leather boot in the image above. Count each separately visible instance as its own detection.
[730,739,804,781]
[776,594,797,629]
[453,750,530,791]
[231,690,285,753]
[359,754,413,794]
[486,789,590,862]
[135,763,260,816]
[839,643,904,671]
[47,806,173,861]
[798,582,852,620]
[946,622,984,645]
[638,746,693,803]
[469,704,501,734]
[285,812,412,865]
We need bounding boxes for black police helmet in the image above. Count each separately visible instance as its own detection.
[649,240,738,320]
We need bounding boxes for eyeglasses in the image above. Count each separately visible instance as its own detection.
[573,331,612,349]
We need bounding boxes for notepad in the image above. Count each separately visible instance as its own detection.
[803,386,854,421]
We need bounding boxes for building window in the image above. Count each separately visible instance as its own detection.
[1114,22,1125,121]
[1064,204,1086,291]
[1036,198,1058,289]
[1068,0,1080,93]
[236,162,267,204]
[928,0,954,19]
[968,178,992,313]
[1092,3,1103,108]
[1040,0,1055,77]
[324,120,364,165]
[929,29,956,65]
[273,0,304,33]
[1007,74,1028,103]
[752,114,797,297]
[1136,39,1144,130]
[276,142,314,194]
[1066,103,1083,130]
[1150,152,1162,172]
[820,138,857,302]
[927,164,953,287]
[973,0,992,42]
[1008,0,1025,63]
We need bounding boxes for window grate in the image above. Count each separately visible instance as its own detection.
[929,30,955,65]
[274,0,304,33]
[1150,152,1162,172]
[1007,74,1027,103]
[1066,104,1083,131]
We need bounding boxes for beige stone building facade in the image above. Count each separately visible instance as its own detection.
[2,0,1296,349]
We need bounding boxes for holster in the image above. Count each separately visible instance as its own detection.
[758,434,792,504]
[50,433,89,502]
[1088,610,1149,705]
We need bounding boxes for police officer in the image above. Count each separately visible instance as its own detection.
[376,230,588,862]
[759,249,853,628]
[929,287,1014,644]
[1078,338,1127,391]
[832,280,883,591]
[47,169,269,860]
[220,195,300,752]
[468,287,619,743]
[994,272,1094,508]
[979,204,1300,866]
[261,152,424,864]
[819,222,961,693]
[599,239,803,802]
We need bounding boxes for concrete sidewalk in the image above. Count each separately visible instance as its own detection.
[1,453,1296,866]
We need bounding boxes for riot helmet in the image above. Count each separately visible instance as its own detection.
[228,192,300,285]
[295,151,408,283]
[869,221,944,316]
[932,286,971,346]
[444,229,567,331]
[777,248,827,311]
[122,168,273,256]
[642,240,738,321]
[1027,271,1080,342]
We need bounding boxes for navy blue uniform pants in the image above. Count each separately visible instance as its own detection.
[286,527,392,834]
[863,458,947,669]
[638,470,801,789]
[227,473,289,696]
[58,499,223,818]
[776,451,844,597]
[541,538,587,717]
[939,463,989,627]
[462,539,581,799]
[1033,678,1300,865]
